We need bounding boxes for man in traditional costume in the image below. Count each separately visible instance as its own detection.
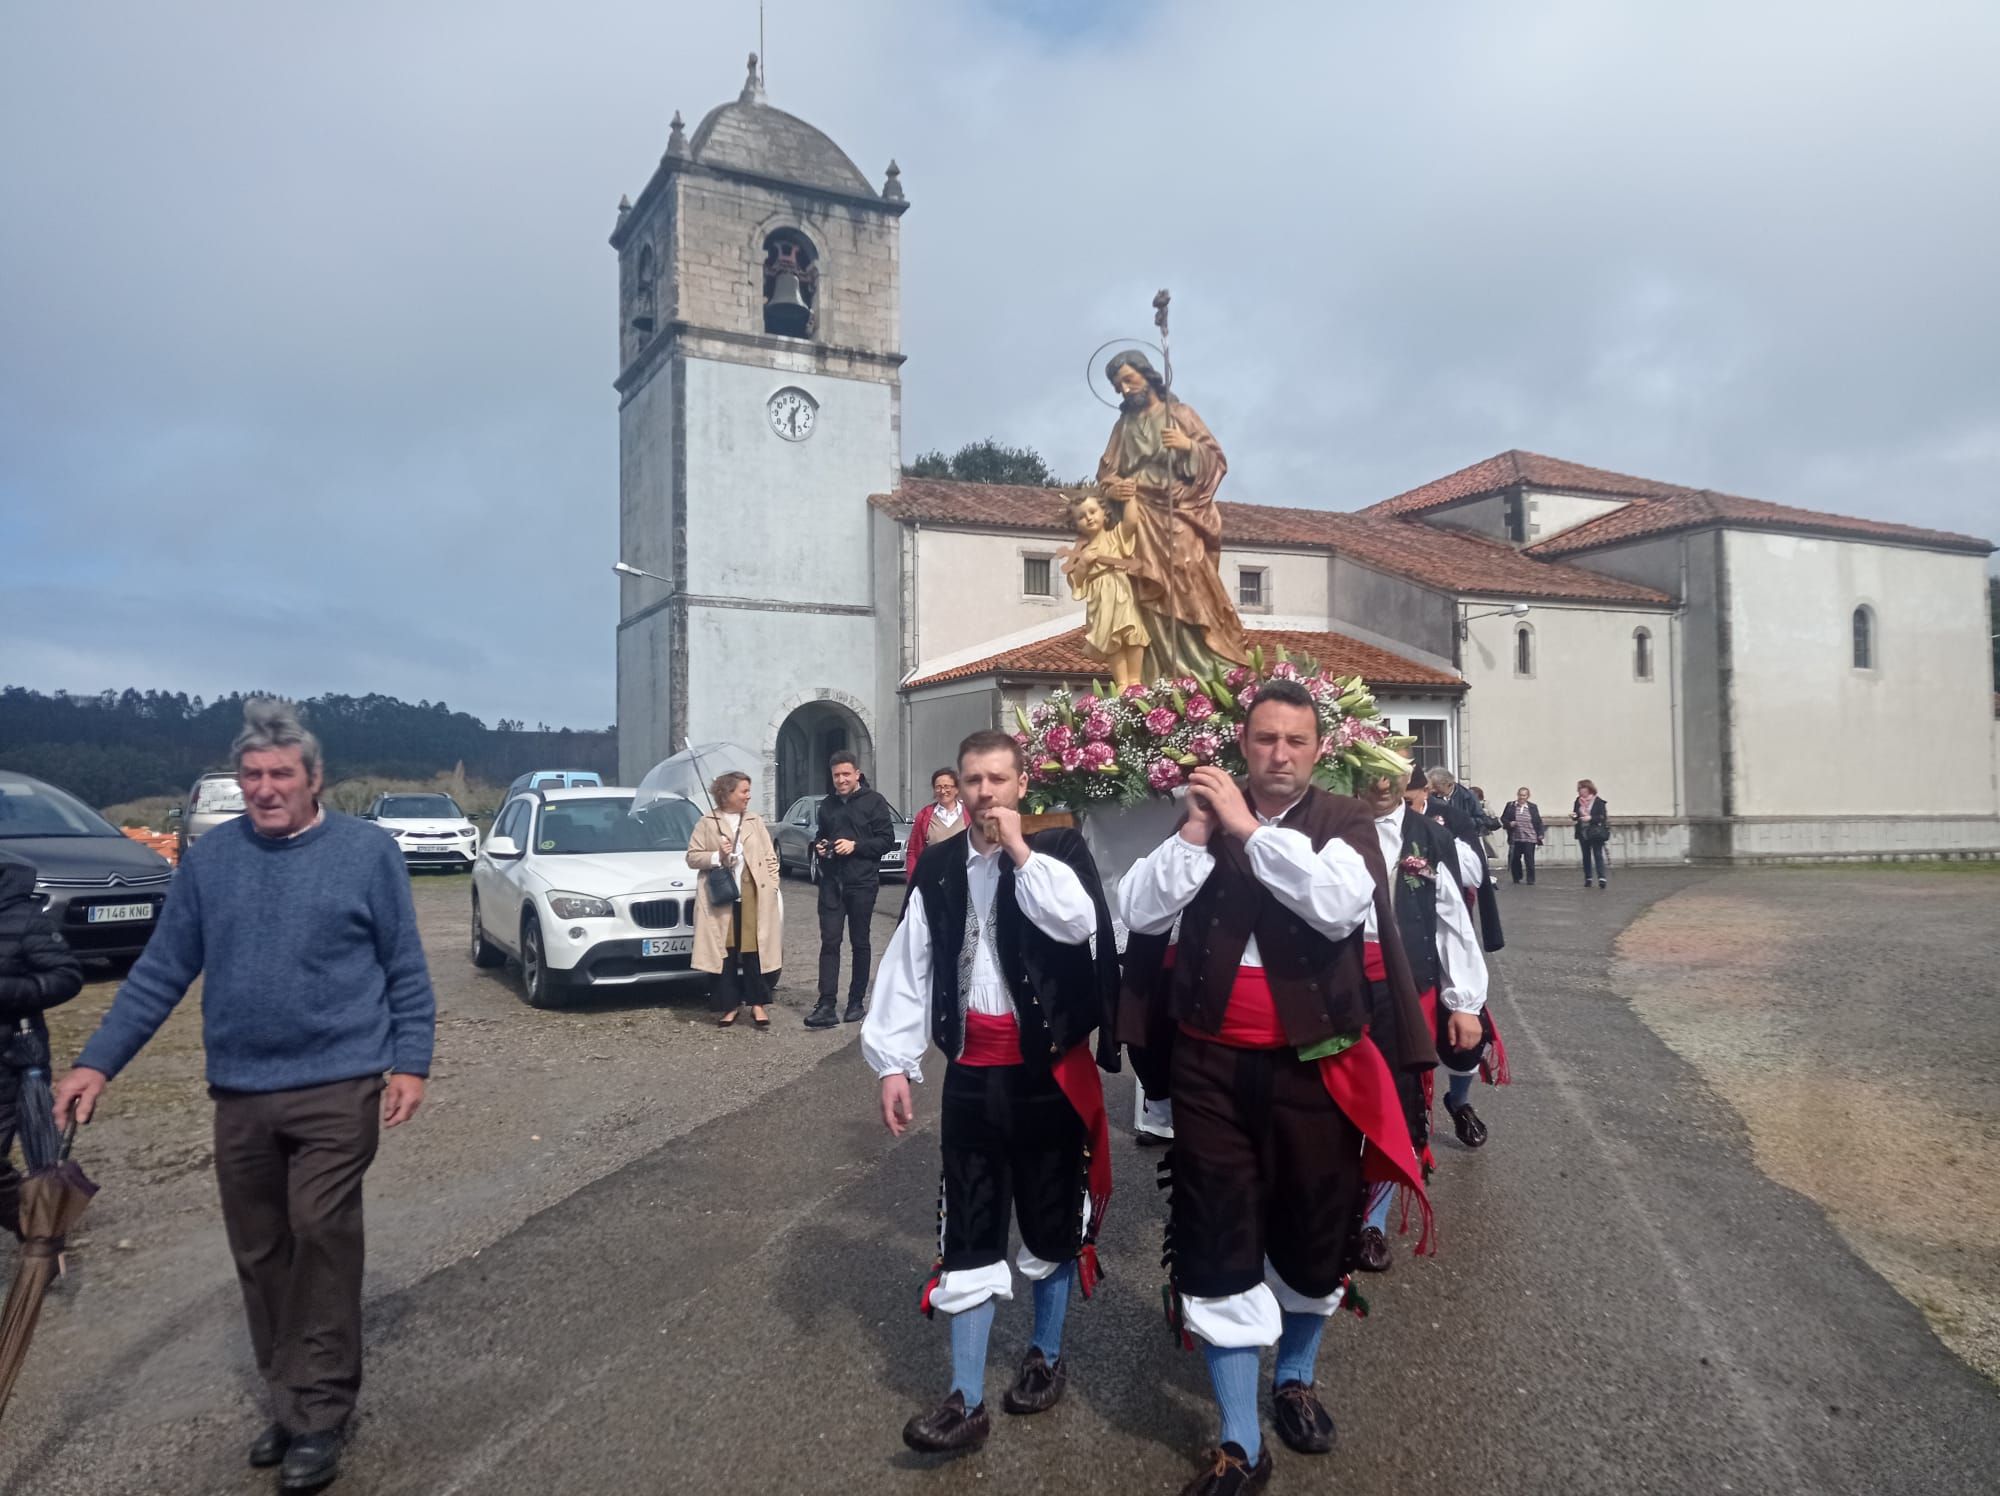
[1116,680,1435,1495]
[1096,350,1249,678]
[861,730,1120,1455]
[1353,768,1493,1273]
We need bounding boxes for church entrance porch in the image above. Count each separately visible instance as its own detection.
[774,699,874,813]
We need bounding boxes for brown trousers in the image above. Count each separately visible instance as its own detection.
[211,1074,382,1435]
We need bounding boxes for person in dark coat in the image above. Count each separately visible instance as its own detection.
[0,852,85,1238]
[1500,787,1546,885]
[804,751,897,1029]
[1572,779,1610,887]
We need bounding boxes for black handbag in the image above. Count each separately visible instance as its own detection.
[703,814,742,905]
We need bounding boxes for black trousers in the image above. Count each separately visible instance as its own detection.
[940,1061,1085,1271]
[816,875,878,1003]
[1580,839,1609,881]
[0,1074,19,1239]
[712,907,772,1013]
[1507,843,1538,882]
[211,1075,382,1436]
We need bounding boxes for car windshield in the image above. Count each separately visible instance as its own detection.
[192,778,246,813]
[0,779,121,839]
[534,796,700,854]
[377,794,463,820]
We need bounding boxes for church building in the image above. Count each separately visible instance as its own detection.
[613,62,1999,863]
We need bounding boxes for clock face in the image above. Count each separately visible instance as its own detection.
[768,388,817,442]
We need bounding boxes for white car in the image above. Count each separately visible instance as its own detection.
[365,792,482,872]
[468,785,711,1008]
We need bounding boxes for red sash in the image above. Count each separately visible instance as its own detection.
[1316,1035,1434,1254]
[960,1011,1024,1067]
[1049,1043,1111,1297]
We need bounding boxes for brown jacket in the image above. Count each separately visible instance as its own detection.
[685,811,783,976]
[1117,788,1433,1089]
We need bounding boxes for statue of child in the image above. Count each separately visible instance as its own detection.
[1061,489,1150,690]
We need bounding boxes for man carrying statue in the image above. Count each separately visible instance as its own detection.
[1096,351,1250,680]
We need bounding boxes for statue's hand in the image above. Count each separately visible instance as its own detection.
[1161,422,1194,452]
[1103,476,1138,502]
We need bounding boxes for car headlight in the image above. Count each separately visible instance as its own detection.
[460,826,478,837]
[547,891,614,919]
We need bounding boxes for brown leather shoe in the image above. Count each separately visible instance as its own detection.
[901,1390,992,1454]
[1001,1347,1067,1414]
[1354,1224,1392,1273]
[1176,1441,1273,1496]
[1272,1379,1336,1454]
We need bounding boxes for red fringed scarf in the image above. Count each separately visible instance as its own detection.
[1316,1033,1434,1255]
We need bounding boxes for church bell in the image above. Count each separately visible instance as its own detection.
[765,271,811,337]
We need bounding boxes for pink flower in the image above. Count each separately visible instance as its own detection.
[1120,683,1150,701]
[1083,709,1114,742]
[1030,705,1052,727]
[1184,692,1215,723]
[1400,854,1434,880]
[1074,693,1098,713]
[1147,758,1184,791]
[1231,722,1245,742]
[1081,740,1115,770]
[1144,706,1179,737]
[1224,666,1253,689]
[1188,730,1222,762]
[1235,685,1259,712]
[1044,723,1074,754]
[1060,747,1084,771]
[1319,734,1339,759]
[1268,660,1299,681]
[1173,676,1199,693]
[1012,731,1030,748]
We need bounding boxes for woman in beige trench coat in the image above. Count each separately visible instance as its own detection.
[685,771,784,1028]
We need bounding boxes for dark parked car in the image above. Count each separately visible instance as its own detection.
[0,770,175,961]
[774,795,911,883]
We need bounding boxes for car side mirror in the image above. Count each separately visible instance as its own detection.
[360,813,375,821]
[484,835,522,859]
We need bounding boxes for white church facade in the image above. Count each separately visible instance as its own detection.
[613,63,2000,863]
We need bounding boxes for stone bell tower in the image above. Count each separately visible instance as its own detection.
[611,54,907,810]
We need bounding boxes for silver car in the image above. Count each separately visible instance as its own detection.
[172,772,245,859]
[0,771,175,962]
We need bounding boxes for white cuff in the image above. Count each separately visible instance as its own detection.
[1263,1256,1346,1317]
[930,1260,1014,1315]
[1017,1244,1065,1282]
[1181,1282,1282,1348]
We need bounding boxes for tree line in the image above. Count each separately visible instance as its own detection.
[0,687,616,808]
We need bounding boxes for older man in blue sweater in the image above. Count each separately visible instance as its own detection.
[56,699,435,1492]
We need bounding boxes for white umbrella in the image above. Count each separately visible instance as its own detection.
[633,741,761,814]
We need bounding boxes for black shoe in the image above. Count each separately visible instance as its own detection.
[1527,876,1535,885]
[902,1390,992,1453]
[1272,1379,1336,1455]
[1598,879,1608,888]
[803,999,839,1029]
[1354,1224,1391,1273]
[279,1431,342,1491]
[248,1422,291,1468]
[843,998,866,1023]
[1134,1129,1173,1148]
[1177,1441,1273,1495]
[1447,1099,1489,1148]
[1002,1347,1067,1414]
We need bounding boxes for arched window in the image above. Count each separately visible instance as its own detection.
[1633,626,1653,681]
[761,228,818,338]
[1852,605,1875,670]
[1513,623,1535,678]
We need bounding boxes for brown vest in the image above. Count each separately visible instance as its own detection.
[1128,787,1434,1074]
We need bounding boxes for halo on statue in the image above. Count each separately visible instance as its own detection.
[1084,337,1166,409]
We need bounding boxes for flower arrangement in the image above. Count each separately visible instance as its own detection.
[1013,647,1414,813]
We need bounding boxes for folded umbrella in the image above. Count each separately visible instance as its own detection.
[0,1126,100,1424]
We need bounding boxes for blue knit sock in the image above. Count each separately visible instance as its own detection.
[948,1299,996,1406]
[1447,1070,1475,1109]
[1364,1179,1393,1233]
[1201,1342,1263,1462]
[1273,1310,1326,1389]
[1030,1262,1073,1360]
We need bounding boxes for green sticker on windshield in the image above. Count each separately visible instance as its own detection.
[539,839,556,851]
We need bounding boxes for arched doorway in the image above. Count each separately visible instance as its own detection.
[774,699,873,815]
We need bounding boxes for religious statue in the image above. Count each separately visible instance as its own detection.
[1095,349,1250,679]
[1061,489,1149,690]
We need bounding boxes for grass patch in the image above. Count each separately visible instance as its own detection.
[1773,859,2000,876]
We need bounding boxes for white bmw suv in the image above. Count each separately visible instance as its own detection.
[468,786,710,1008]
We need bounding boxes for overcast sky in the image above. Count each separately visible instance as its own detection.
[3,0,1994,728]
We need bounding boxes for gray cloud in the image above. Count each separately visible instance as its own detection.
[3,0,1994,726]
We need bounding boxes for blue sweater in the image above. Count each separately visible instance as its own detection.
[78,811,436,1091]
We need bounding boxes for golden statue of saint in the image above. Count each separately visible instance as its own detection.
[1094,350,1249,679]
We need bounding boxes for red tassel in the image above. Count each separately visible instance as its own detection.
[1076,1243,1102,1300]
[1482,1022,1512,1086]
[918,1265,942,1319]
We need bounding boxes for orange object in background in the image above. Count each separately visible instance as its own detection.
[120,827,178,865]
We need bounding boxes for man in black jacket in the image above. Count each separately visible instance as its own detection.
[805,752,897,1028]
[0,853,85,1238]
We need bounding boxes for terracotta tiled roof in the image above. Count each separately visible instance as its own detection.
[1361,450,1697,517]
[870,480,1672,604]
[1527,488,1995,557]
[905,625,1464,692]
